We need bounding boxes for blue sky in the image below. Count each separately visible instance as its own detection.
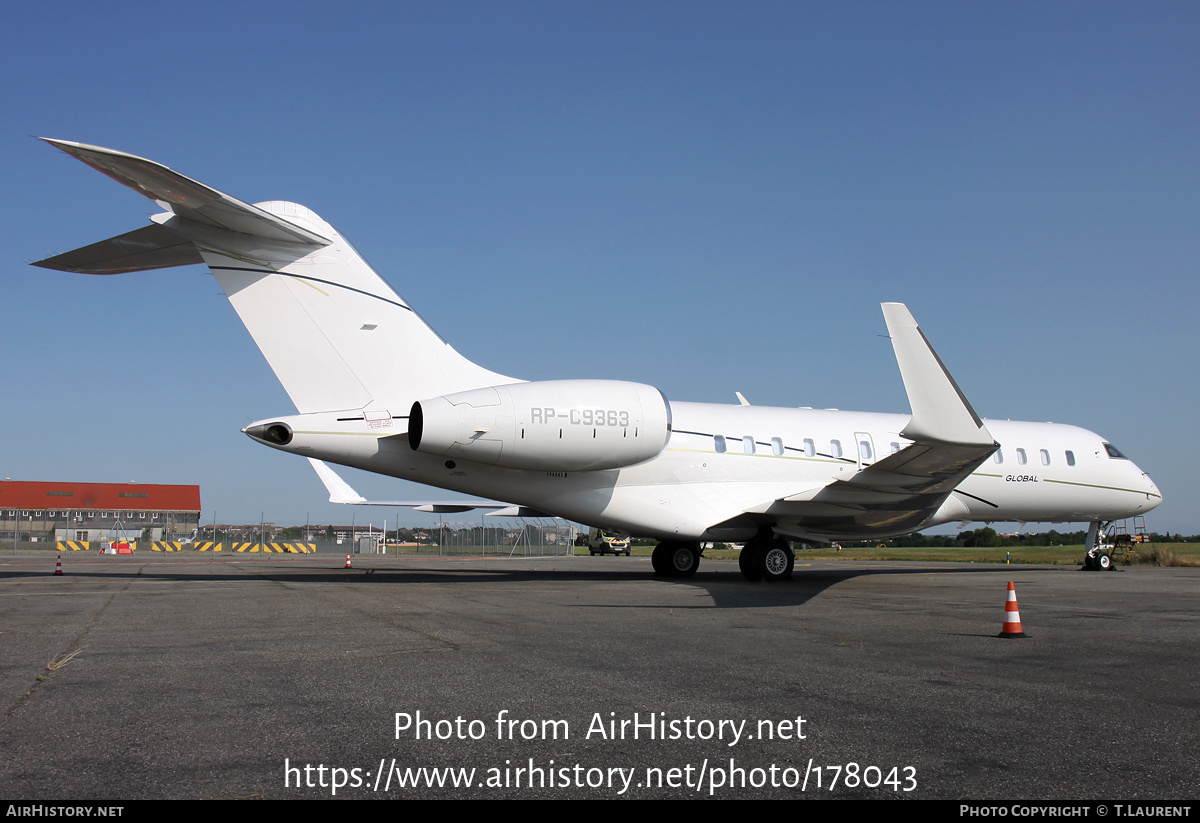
[3,2,1196,533]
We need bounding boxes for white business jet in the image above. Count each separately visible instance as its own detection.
[34,139,1161,580]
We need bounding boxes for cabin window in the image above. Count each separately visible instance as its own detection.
[743,436,755,455]
[1040,449,1050,466]
[831,440,843,459]
[993,449,1004,464]
[714,435,727,454]
[771,437,784,456]
[1016,448,1027,465]
[858,440,873,461]
[890,442,901,454]
[803,439,815,457]
[1065,450,1076,466]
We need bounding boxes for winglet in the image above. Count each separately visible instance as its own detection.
[308,459,368,504]
[882,303,994,446]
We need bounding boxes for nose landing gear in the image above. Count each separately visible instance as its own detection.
[1083,520,1116,571]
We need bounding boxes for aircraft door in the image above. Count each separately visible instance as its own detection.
[854,432,875,469]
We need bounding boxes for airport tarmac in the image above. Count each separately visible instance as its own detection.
[0,552,1196,799]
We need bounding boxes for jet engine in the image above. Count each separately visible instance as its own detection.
[409,379,671,471]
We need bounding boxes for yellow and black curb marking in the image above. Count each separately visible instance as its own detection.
[233,543,315,553]
[48,541,316,553]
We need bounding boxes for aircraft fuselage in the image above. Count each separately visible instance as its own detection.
[248,403,1160,542]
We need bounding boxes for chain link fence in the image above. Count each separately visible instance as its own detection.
[9,517,580,556]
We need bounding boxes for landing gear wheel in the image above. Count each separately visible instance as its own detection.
[651,544,666,575]
[652,541,700,578]
[739,544,761,581]
[1097,551,1113,571]
[754,539,794,581]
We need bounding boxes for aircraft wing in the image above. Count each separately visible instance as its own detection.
[307,459,549,516]
[745,440,996,539]
[741,303,998,540]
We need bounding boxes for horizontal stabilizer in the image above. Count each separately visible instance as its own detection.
[33,224,203,274]
[308,459,514,511]
[486,506,553,517]
[40,138,331,246]
[309,459,367,504]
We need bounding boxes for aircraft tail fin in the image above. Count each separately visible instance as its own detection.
[35,139,518,415]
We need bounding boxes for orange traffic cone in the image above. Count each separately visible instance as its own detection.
[345,553,352,569]
[997,581,1027,638]
[54,555,63,576]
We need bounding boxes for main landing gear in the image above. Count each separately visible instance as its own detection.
[651,541,701,578]
[738,534,795,582]
[649,534,796,581]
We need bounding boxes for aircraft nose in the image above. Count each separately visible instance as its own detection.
[1136,466,1162,512]
[1145,475,1162,510]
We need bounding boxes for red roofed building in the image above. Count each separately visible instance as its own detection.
[1,481,201,543]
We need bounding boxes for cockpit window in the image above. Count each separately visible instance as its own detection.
[1103,443,1128,459]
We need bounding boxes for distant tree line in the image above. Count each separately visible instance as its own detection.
[858,528,1199,548]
